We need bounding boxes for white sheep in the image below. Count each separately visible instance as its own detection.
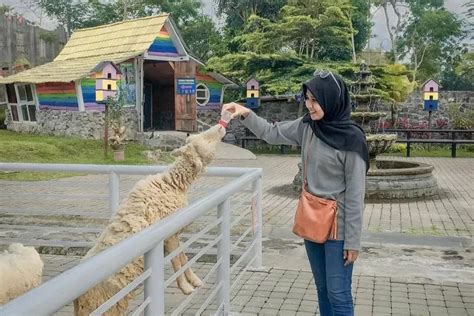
[0,243,44,305]
[74,124,226,316]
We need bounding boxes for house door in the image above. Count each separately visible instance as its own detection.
[174,61,197,132]
[143,83,152,130]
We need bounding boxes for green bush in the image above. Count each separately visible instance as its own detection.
[448,104,474,129]
[387,143,406,154]
[461,144,474,152]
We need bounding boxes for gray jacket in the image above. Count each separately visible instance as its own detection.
[241,112,366,250]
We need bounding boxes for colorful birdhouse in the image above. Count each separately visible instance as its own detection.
[93,61,122,103]
[422,79,440,111]
[246,78,260,109]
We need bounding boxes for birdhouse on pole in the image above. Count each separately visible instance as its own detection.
[93,61,122,103]
[246,78,260,109]
[422,79,440,111]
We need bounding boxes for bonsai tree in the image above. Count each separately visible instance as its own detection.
[106,91,127,160]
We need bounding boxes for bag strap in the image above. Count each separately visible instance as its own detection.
[303,132,314,190]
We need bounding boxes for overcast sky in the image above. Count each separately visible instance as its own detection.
[1,0,471,49]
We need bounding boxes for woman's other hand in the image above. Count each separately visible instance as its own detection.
[343,250,359,266]
[222,102,251,119]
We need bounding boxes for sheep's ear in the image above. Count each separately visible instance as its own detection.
[171,147,184,157]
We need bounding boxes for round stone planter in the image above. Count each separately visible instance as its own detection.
[366,134,397,158]
[293,160,438,200]
[365,160,438,200]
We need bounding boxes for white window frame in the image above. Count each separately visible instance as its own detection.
[196,83,210,107]
[0,84,7,106]
[5,84,20,122]
[13,84,38,123]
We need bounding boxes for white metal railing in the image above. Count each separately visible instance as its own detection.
[0,163,263,315]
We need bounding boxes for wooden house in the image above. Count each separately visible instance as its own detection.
[0,14,237,136]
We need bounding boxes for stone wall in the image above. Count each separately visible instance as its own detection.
[6,108,139,139]
[223,91,474,148]
[0,13,66,72]
[224,97,301,147]
[377,91,474,130]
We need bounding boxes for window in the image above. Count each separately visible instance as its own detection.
[251,93,255,97]
[430,87,434,92]
[10,84,37,122]
[251,85,255,89]
[0,85,7,106]
[107,84,112,90]
[429,95,433,100]
[196,83,209,106]
[107,73,112,79]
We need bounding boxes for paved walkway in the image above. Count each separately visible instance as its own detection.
[1,155,473,315]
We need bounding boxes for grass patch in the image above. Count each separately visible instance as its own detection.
[0,130,173,181]
[382,143,474,158]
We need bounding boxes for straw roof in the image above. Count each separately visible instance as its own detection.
[0,15,169,84]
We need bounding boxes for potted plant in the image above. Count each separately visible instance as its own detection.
[106,94,127,161]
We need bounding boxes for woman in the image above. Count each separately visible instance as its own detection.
[222,70,369,316]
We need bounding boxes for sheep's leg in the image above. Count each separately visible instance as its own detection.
[164,235,194,295]
[178,251,204,288]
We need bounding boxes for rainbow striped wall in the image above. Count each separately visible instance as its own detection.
[196,72,223,110]
[37,82,78,111]
[148,27,179,57]
[82,77,104,111]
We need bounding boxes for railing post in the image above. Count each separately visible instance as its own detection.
[217,199,231,315]
[252,177,263,268]
[406,131,411,157]
[109,171,120,215]
[144,241,165,316]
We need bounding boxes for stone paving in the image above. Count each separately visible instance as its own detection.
[42,256,474,316]
[1,155,473,315]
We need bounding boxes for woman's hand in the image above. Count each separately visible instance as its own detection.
[343,250,359,266]
[222,102,251,119]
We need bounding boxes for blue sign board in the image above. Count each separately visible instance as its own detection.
[177,78,196,95]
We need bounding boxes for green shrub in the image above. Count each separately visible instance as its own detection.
[387,143,406,154]
[448,104,474,129]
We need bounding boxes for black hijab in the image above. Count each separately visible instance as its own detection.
[302,72,370,172]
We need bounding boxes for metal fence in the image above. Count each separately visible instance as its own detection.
[0,163,263,315]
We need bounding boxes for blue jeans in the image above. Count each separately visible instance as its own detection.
[304,239,354,316]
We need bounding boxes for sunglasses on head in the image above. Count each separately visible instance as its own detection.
[313,69,342,98]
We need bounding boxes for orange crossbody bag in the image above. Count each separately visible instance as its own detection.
[292,133,338,243]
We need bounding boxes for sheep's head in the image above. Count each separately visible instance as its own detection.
[172,125,225,170]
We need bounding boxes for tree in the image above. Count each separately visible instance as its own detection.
[181,16,227,61]
[441,51,474,91]
[281,0,352,61]
[372,0,405,63]
[350,0,371,54]
[215,0,286,29]
[398,5,464,82]
[232,15,281,54]
[34,0,89,38]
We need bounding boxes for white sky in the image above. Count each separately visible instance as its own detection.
[1,0,470,48]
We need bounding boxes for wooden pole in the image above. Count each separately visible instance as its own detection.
[104,103,109,158]
[428,110,432,151]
